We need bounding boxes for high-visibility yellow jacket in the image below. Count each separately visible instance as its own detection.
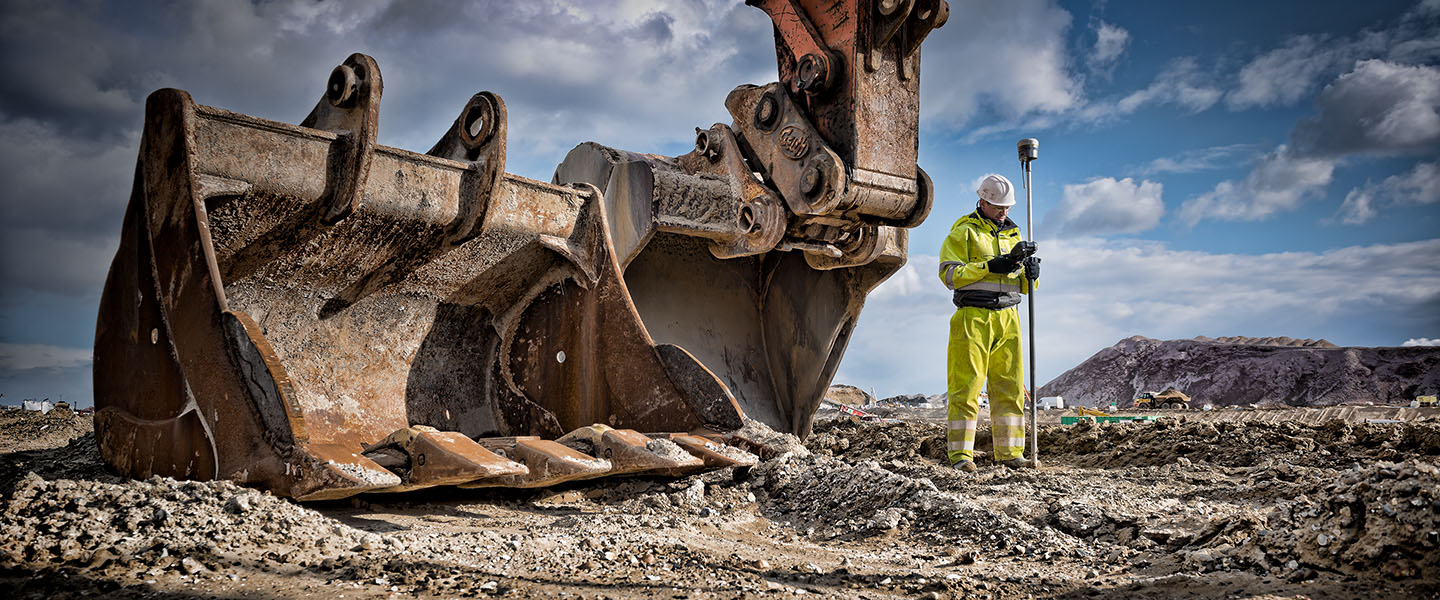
[937,210,1035,294]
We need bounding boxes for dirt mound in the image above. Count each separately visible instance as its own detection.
[1039,335,1440,407]
[751,450,1088,558]
[824,384,874,407]
[0,432,116,495]
[1041,417,1440,469]
[1,473,379,578]
[0,407,92,452]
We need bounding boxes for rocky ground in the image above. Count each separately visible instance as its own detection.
[2,405,1438,599]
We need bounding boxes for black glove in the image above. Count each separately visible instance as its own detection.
[1023,256,1040,281]
[1007,241,1037,260]
[987,255,1020,274]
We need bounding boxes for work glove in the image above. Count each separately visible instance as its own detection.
[986,254,1020,274]
[1023,256,1040,281]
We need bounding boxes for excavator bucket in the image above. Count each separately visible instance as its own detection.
[93,1,948,500]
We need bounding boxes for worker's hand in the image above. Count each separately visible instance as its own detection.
[1023,256,1040,281]
[1007,241,1037,260]
[986,255,1020,274]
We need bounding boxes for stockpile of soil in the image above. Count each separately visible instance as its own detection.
[2,472,376,576]
[0,407,92,452]
[1040,417,1440,469]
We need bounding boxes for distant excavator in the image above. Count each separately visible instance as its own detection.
[93,0,950,500]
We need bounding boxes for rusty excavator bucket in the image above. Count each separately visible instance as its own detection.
[93,0,948,500]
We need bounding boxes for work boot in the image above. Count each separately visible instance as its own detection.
[998,457,1032,469]
[950,459,977,473]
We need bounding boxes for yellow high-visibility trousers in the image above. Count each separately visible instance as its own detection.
[946,305,1026,463]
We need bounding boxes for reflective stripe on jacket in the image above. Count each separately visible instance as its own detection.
[937,210,1035,294]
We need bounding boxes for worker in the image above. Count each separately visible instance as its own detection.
[938,173,1040,472]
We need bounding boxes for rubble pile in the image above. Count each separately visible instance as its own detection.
[1231,459,1439,577]
[752,451,1086,557]
[0,406,91,452]
[0,432,114,494]
[1041,418,1440,469]
[0,472,379,578]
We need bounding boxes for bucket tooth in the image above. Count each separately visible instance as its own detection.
[288,443,403,501]
[461,437,612,488]
[658,433,759,470]
[361,426,529,492]
[555,425,704,477]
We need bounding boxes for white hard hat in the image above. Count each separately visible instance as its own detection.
[976,174,1015,207]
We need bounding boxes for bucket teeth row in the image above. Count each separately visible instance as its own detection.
[657,433,759,470]
[335,425,756,495]
[361,426,528,493]
[555,425,705,476]
[463,437,613,489]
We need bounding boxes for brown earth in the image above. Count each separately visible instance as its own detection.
[824,384,875,407]
[2,406,1438,599]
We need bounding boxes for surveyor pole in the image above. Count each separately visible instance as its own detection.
[1017,138,1039,467]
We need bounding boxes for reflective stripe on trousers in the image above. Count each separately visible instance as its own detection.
[946,419,977,454]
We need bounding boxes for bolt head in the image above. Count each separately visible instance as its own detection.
[756,95,778,128]
[796,54,824,91]
[802,163,823,195]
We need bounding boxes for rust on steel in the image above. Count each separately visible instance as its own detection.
[94,0,948,500]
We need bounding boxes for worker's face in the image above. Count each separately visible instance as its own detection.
[979,201,1010,220]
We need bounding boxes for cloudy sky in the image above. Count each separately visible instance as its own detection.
[1,0,1437,406]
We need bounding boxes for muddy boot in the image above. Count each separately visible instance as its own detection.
[999,457,1032,469]
[951,459,977,473]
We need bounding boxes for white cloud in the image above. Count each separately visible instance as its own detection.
[1292,60,1440,157]
[1227,35,1339,110]
[1179,146,1336,225]
[920,0,1081,129]
[1046,177,1164,237]
[1404,337,1440,346]
[1181,59,1439,228]
[1087,21,1130,75]
[870,255,937,301]
[0,343,91,370]
[1062,56,1223,130]
[838,238,1440,398]
[1226,2,1440,110]
[1335,158,1440,224]
[1136,144,1254,175]
[1115,57,1222,114]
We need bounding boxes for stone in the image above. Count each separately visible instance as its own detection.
[225,494,252,514]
